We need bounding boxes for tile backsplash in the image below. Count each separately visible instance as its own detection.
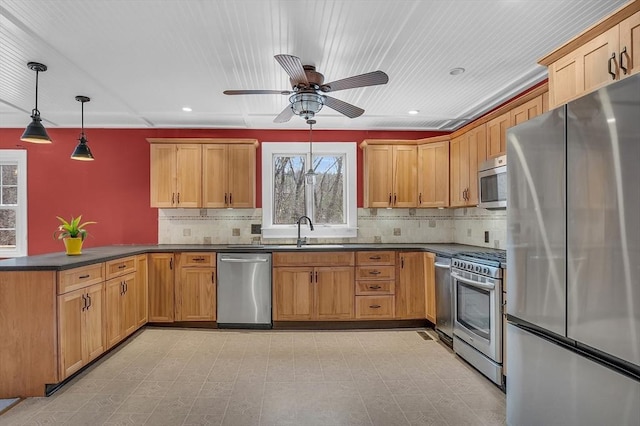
[158,207,506,249]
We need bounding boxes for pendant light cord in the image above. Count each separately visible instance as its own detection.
[80,100,85,138]
[33,69,39,115]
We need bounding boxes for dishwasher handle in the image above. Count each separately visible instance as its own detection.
[219,257,269,263]
[434,263,451,269]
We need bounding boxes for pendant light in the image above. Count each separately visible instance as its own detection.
[21,62,52,144]
[304,119,317,185]
[70,96,95,161]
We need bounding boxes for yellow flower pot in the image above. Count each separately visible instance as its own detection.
[63,237,83,256]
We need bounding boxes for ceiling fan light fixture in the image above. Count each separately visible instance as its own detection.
[71,95,95,161]
[21,62,52,144]
[290,93,324,120]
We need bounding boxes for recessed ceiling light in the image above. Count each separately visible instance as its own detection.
[449,67,465,76]
[182,107,192,112]
[408,110,419,115]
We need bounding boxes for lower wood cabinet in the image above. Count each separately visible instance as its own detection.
[148,253,175,322]
[396,252,427,319]
[58,282,105,379]
[135,254,148,327]
[105,273,137,348]
[425,252,436,323]
[316,267,355,320]
[175,252,217,321]
[356,295,395,319]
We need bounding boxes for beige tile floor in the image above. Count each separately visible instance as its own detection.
[0,328,505,426]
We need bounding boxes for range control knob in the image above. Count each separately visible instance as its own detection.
[475,265,481,273]
[484,268,489,275]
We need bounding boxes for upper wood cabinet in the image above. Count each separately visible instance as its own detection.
[150,144,202,208]
[417,141,450,208]
[510,96,544,127]
[203,144,256,208]
[395,252,426,319]
[450,125,487,207]
[540,3,640,109]
[362,144,417,208]
[487,112,512,158]
[148,138,258,209]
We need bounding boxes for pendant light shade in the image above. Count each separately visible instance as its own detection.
[21,62,52,144]
[71,96,95,161]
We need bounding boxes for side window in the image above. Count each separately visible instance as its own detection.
[0,150,27,257]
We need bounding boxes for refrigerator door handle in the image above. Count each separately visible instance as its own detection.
[451,272,495,290]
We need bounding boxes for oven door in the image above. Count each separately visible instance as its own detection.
[478,165,507,209]
[452,269,502,362]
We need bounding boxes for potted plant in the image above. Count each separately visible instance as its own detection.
[53,215,96,255]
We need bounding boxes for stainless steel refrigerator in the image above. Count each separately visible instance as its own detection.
[506,74,640,426]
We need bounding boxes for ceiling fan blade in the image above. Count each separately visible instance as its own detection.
[274,54,309,86]
[323,96,364,119]
[322,70,389,92]
[224,90,291,95]
[273,105,295,123]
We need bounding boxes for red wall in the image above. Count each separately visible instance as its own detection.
[0,128,446,255]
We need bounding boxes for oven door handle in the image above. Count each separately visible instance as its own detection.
[451,272,495,290]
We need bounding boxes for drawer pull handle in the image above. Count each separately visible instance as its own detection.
[193,257,205,261]
[118,265,126,269]
[79,274,90,279]
[370,304,381,309]
[369,256,381,260]
[369,285,381,289]
[369,271,381,275]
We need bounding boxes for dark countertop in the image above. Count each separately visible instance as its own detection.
[0,243,505,271]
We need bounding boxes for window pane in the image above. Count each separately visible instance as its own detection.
[0,209,16,228]
[313,155,345,224]
[0,229,16,247]
[2,187,17,205]
[1,165,17,185]
[273,155,306,224]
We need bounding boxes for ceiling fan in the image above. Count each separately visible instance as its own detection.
[223,54,389,123]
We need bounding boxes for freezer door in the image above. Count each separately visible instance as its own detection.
[507,324,640,426]
[567,75,640,366]
[506,109,566,336]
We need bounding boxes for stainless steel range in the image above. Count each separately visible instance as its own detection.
[451,251,505,387]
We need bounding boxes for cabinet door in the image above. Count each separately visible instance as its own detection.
[227,144,256,208]
[392,145,418,208]
[396,252,426,319]
[176,267,216,321]
[580,26,620,95]
[548,52,581,109]
[424,253,436,324]
[135,254,148,328]
[105,277,125,348]
[175,144,202,208]
[150,144,176,207]
[315,267,355,320]
[122,274,137,336]
[449,136,466,207]
[467,125,487,206]
[148,253,175,322]
[58,289,86,378]
[273,267,314,320]
[84,283,105,362]
[510,96,544,127]
[418,141,449,208]
[619,11,640,79]
[202,144,228,208]
[364,145,394,207]
[487,112,511,158]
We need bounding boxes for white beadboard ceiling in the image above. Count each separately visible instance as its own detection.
[0,0,629,131]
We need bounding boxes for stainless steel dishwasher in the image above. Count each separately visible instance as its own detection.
[434,256,453,348]
[217,253,272,328]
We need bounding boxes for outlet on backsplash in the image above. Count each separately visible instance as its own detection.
[467,228,472,237]
[374,236,382,243]
[494,240,500,249]
[183,228,191,236]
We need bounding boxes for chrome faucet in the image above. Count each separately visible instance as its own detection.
[296,215,314,247]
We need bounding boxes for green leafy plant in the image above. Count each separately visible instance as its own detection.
[53,215,96,241]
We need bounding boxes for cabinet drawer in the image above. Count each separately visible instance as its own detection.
[355,296,395,319]
[273,251,355,267]
[58,263,105,294]
[356,251,395,266]
[356,281,395,295]
[356,265,395,281]
[178,252,215,267]
[105,256,136,280]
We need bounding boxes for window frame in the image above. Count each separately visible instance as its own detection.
[0,150,27,257]
[261,142,357,239]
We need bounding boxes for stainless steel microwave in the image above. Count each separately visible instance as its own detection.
[478,155,506,210]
